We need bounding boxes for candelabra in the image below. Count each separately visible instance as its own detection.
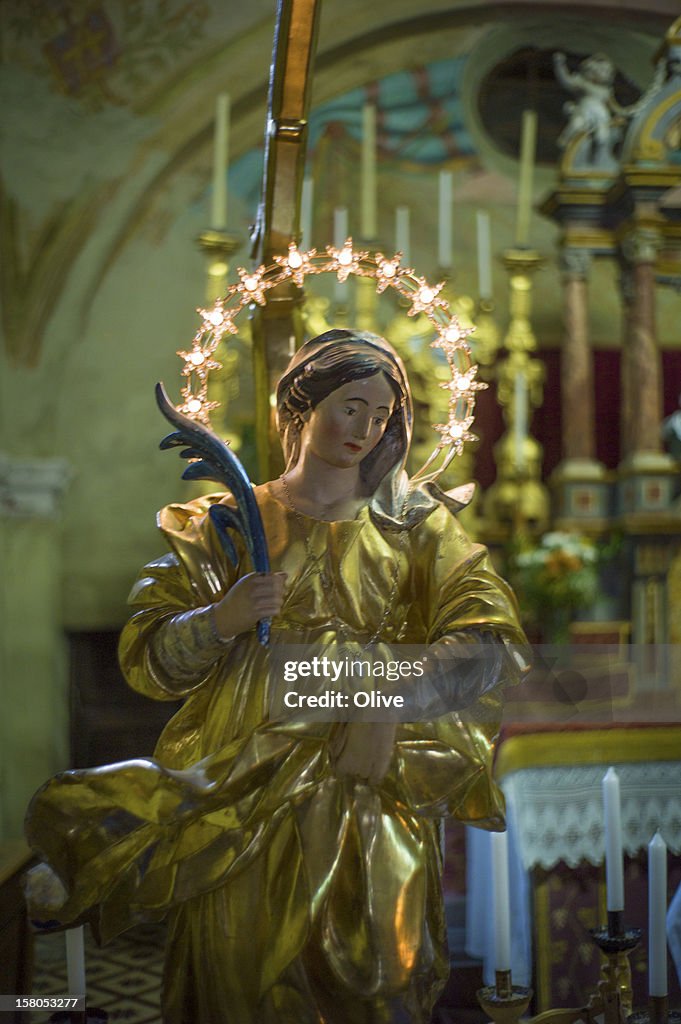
[482,247,550,537]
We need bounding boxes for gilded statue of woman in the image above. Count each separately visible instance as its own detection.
[26,329,526,1024]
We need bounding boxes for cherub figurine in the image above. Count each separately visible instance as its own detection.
[553,51,623,165]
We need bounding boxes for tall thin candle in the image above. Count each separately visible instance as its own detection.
[649,831,668,997]
[603,767,625,912]
[491,830,512,972]
[514,110,537,248]
[334,207,349,302]
[211,93,230,229]
[301,177,314,251]
[476,210,492,299]
[438,170,453,269]
[360,103,377,240]
[395,206,410,266]
[66,926,86,997]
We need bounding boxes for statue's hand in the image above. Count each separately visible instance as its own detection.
[213,571,287,638]
[329,721,397,786]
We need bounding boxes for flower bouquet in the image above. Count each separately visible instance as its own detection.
[508,531,601,643]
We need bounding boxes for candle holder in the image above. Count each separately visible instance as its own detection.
[588,921,642,1024]
[477,969,532,1024]
[628,996,681,1024]
[196,229,240,303]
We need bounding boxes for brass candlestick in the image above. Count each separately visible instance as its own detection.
[478,969,532,1024]
[481,247,549,536]
[588,921,642,1024]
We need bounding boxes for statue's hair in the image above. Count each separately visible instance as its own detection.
[276,330,410,490]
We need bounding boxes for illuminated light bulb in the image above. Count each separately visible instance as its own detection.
[382,262,396,278]
[419,287,435,304]
[338,248,353,266]
[190,351,205,366]
[187,398,202,414]
[288,250,303,269]
[243,275,258,291]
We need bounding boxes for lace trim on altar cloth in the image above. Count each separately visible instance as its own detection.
[501,761,681,871]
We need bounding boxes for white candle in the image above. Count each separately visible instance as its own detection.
[491,830,512,972]
[476,210,492,299]
[515,109,537,247]
[360,103,377,239]
[514,370,528,471]
[603,767,625,912]
[395,206,410,265]
[334,206,349,302]
[301,176,314,250]
[649,831,668,997]
[211,93,230,229]
[438,170,454,269]
[66,925,86,996]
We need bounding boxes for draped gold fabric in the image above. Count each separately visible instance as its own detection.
[26,484,526,1024]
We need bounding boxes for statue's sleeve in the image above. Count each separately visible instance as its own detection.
[387,506,528,826]
[118,497,240,701]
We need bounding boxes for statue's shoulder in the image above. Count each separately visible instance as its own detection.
[157,491,232,538]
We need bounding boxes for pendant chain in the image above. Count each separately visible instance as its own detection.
[279,474,407,649]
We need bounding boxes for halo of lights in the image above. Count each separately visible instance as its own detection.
[176,239,486,464]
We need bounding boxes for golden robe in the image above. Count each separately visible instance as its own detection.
[26,484,525,1024]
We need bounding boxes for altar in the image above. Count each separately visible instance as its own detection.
[466,725,681,1010]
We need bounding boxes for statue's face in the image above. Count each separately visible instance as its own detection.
[299,372,396,469]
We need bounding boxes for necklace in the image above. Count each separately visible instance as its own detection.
[279,473,406,649]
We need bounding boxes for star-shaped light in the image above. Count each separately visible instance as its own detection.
[432,316,474,353]
[196,301,238,339]
[179,386,221,425]
[273,243,317,287]
[177,344,223,380]
[375,252,406,294]
[234,266,268,306]
[326,239,368,283]
[433,416,477,454]
[440,366,487,397]
[405,277,446,318]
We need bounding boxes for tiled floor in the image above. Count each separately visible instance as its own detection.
[31,924,164,1024]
